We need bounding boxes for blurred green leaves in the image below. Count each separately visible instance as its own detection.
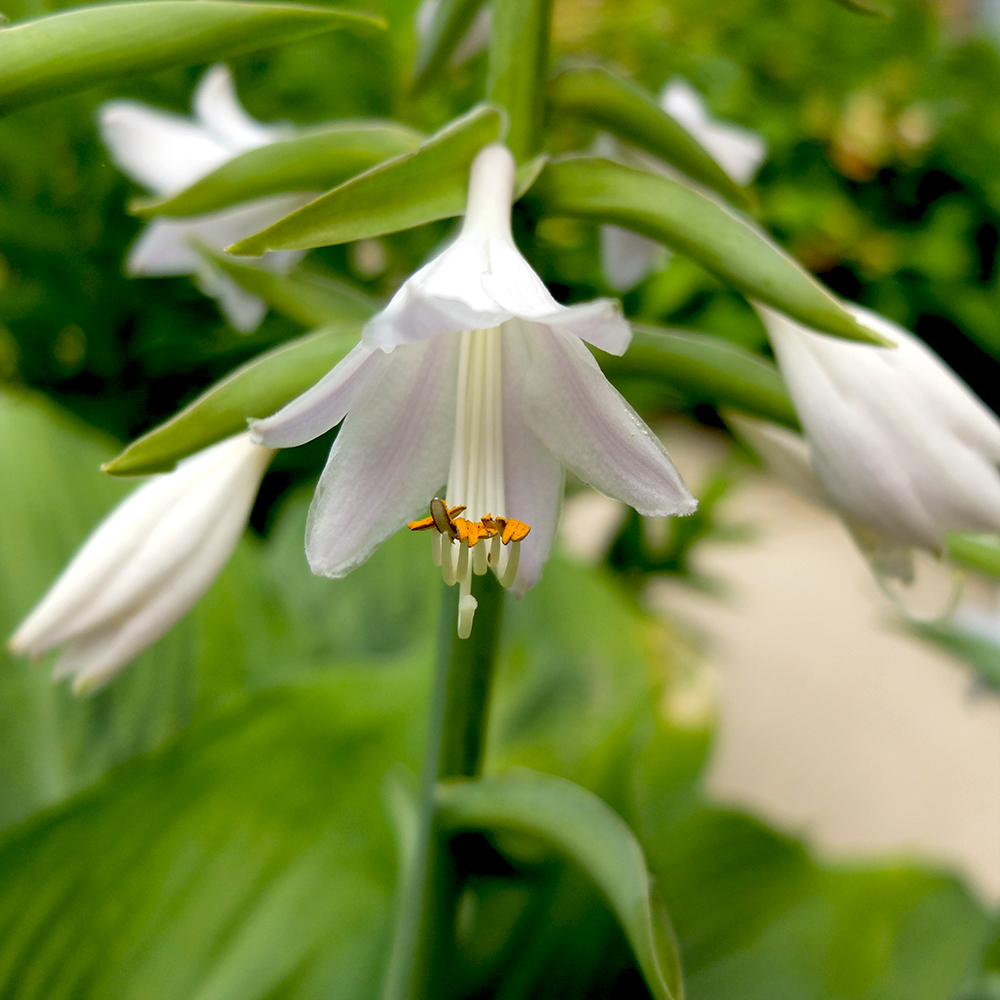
[0,1,384,113]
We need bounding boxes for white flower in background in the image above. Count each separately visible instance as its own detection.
[600,78,768,292]
[738,304,1000,584]
[414,0,491,67]
[99,64,311,333]
[9,434,274,693]
[252,143,696,637]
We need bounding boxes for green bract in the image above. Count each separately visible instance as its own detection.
[103,326,362,476]
[228,104,507,255]
[133,122,424,218]
[532,156,890,346]
[0,1,384,113]
[549,65,752,210]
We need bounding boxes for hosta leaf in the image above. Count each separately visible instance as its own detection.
[946,532,1000,578]
[0,674,425,1000]
[103,325,360,476]
[198,249,379,328]
[549,66,751,210]
[411,0,488,92]
[228,104,506,255]
[436,771,684,1000]
[0,1,384,114]
[532,156,888,346]
[133,122,424,218]
[601,325,799,428]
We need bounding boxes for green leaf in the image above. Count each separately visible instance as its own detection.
[486,0,551,159]
[436,771,684,1000]
[905,621,1000,692]
[946,533,1000,578]
[0,1,384,114]
[411,0,488,92]
[0,673,426,1000]
[103,325,361,476]
[830,0,893,17]
[599,325,799,429]
[228,104,507,255]
[549,66,752,210]
[133,122,424,218]
[197,249,379,328]
[532,156,889,345]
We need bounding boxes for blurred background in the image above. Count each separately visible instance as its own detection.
[1,0,999,995]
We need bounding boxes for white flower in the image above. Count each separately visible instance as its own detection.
[600,78,768,292]
[742,303,1000,582]
[9,433,274,692]
[99,65,311,332]
[252,143,696,636]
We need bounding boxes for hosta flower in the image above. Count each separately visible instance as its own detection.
[252,143,696,636]
[745,304,1000,582]
[99,64,310,332]
[600,78,768,292]
[9,434,274,692]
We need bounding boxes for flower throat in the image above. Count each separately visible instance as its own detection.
[408,326,529,637]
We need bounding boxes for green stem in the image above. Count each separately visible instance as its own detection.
[381,571,505,1000]
[487,0,553,160]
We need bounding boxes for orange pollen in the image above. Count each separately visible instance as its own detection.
[407,501,530,546]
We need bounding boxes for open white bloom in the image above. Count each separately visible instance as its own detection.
[9,434,274,692]
[600,78,768,292]
[99,65,310,332]
[749,303,1000,582]
[252,143,696,636]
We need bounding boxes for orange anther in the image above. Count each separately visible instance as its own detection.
[464,521,491,547]
[407,515,436,531]
[501,519,531,544]
[410,498,466,540]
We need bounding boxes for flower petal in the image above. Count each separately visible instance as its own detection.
[660,79,767,186]
[250,342,387,448]
[523,323,697,518]
[304,334,459,577]
[54,490,257,693]
[761,304,1000,549]
[193,64,289,152]
[11,435,270,658]
[600,223,669,292]
[126,195,313,277]
[195,265,267,333]
[500,321,565,597]
[98,100,233,196]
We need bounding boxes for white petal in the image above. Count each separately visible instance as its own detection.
[522,322,697,518]
[361,144,632,356]
[723,411,828,508]
[250,342,386,448]
[660,79,767,186]
[98,101,233,196]
[55,489,257,693]
[304,335,459,577]
[600,224,669,292]
[12,435,270,659]
[760,303,1000,549]
[500,321,565,597]
[195,264,267,333]
[193,64,289,153]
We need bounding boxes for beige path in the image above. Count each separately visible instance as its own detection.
[560,422,1000,906]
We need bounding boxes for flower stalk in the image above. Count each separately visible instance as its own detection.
[382,572,504,1000]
